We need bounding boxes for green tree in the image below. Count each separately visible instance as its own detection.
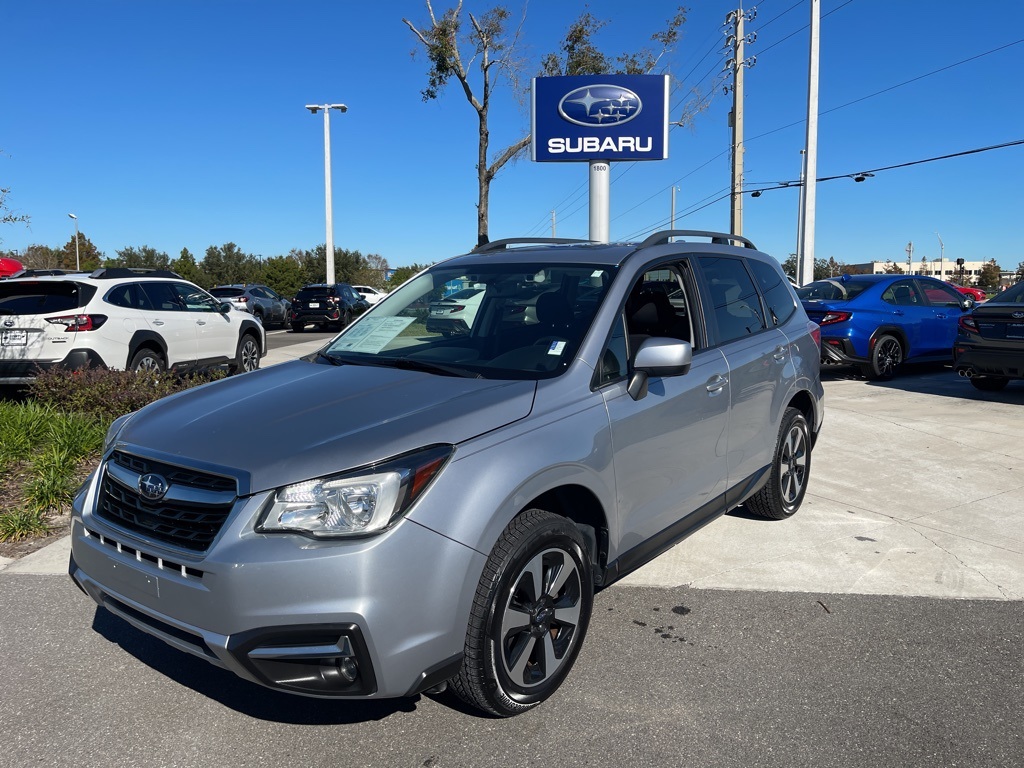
[261,254,306,299]
[977,258,1002,290]
[169,248,206,285]
[107,245,170,270]
[201,242,260,287]
[404,3,689,246]
[1014,260,1024,283]
[882,260,905,275]
[61,232,102,271]
[352,252,390,289]
[388,263,431,289]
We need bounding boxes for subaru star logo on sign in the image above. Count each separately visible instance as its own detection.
[532,74,669,162]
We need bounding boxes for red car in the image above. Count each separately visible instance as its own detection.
[955,285,987,302]
[0,257,24,278]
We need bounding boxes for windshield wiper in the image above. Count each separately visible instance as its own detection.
[361,356,482,379]
[314,351,344,366]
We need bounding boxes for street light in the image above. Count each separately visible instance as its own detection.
[306,103,348,285]
[68,213,80,271]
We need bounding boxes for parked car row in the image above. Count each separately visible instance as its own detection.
[797,272,1024,391]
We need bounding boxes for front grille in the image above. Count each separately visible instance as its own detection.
[97,451,237,552]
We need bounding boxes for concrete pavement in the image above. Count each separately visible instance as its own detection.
[4,355,1022,601]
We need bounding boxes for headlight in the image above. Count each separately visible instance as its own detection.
[257,445,453,538]
[103,411,136,453]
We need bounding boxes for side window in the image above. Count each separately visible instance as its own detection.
[105,284,133,308]
[594,314,628,387]
[698,256,767,344]
[748,259,797,327]
[919,280,963,307]
[172,283,218,312]
[624,264,694,348]
[881,280,921,306]
[141,282,182,311]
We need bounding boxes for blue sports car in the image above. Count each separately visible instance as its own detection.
[797,273,975,379]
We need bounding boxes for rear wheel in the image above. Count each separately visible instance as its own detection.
[452,509,593,717]
[745,407,811,520]
[861,334,903,380]
[129,348,164,373]
[970,375,1009,391]
[291,322,304,333]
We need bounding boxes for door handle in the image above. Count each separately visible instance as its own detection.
[935,313,947,319]
[772,345,787,362]
[152,320,164,326]
[196,320,207,326]
[706,374,728,393]
[893,310,904,316]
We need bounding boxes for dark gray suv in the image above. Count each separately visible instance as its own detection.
[70,231,824,717]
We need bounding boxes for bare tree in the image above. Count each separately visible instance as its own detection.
[404,3,690,246]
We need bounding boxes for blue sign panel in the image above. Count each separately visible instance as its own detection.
[532,75,669,162]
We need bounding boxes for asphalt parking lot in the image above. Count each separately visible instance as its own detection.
[1,360,1022,766]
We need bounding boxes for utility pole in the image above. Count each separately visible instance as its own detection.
[670,186,678,229]
[797,0,820,287]
[936,232,944,280]
[906,241,914,274]
[725,6,756,236]
[550,210,556,237]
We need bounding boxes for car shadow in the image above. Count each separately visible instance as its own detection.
[90,608,436,723]
[820,363,1024,405]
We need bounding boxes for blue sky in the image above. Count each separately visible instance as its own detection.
[2,0,1022,271]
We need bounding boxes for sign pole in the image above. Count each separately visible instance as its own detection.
[589,160,610,243]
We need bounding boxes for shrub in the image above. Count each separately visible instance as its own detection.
[28,366,225,422]
[0,508,51,542]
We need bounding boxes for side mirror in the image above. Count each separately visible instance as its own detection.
[961,297,975,310]
[628,338,693,401]
[219,302,233,314]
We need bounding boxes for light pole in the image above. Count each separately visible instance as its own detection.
[306,103,348,285]
[936,232,944,280]
[68,213,80,271]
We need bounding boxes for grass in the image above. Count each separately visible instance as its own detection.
[0,367,224,545]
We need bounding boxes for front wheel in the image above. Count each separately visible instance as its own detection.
[452,509,593,717]
[229,334,260,375]
[745,407,811,520]
[861,334,903,380]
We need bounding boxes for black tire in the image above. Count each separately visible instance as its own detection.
[253,309,265,325]
[129,348,164,373]
[745,407,811,520]
[970,375,1009,391]
[861,333,903,380]
[291,322,304,333]
[229,334,261,375]
[452,509,593,717]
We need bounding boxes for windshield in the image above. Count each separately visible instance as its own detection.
[321,262,616,380]
[796,279,872,302]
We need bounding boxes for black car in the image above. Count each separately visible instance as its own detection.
[953,280,1024,391]
[290,283,369,332]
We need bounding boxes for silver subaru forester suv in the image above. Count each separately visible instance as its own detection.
[70,231,824,717]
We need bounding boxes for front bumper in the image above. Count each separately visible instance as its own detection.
[69,475,484,699]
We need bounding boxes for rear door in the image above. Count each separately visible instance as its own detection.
[139,281,198,366]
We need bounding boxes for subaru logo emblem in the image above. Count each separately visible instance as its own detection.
[2,318,13,327]
[558,84,642,127]
[138,473,168,501]
[1013,312,1024,320]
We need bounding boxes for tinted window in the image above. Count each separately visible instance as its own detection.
[104,283,154,310]
[172,283,218,312]
[141,282,182,311]
[0,281,94,314]
[210,287,245,298]
[297,286,333,300]
[881,281,922,306]
[992,281,1024,304]
[698,256,767,343]
[749,259,797,327]
[796,279,872,301]
[595,314,628,387]
[918,280,963,307]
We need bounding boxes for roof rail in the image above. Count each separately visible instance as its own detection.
[88,268,183,280]
[471,237,593,254]
[638,230,757,250]
[5,268,83,278]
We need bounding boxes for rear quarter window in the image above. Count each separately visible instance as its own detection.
[0,281,95,314]
[748,259,797,326]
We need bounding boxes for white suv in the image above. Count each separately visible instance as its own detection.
[0,268,265,384]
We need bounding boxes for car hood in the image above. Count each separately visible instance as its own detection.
[116,360,537,494]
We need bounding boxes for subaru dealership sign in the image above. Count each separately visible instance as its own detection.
[532,75,669,162]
